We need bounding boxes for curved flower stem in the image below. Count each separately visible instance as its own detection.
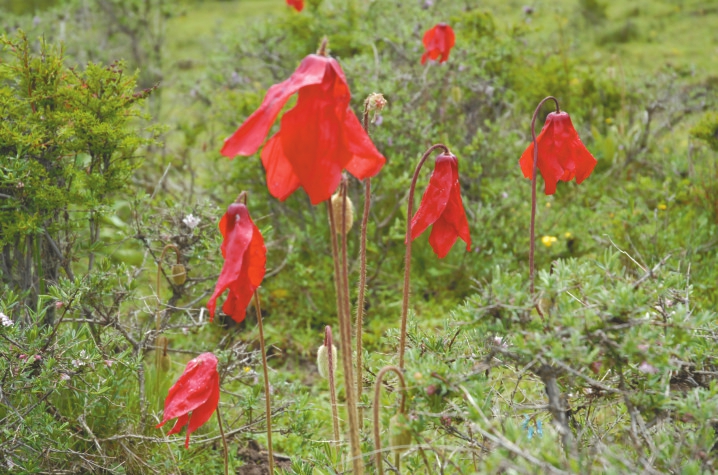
[372,365,408,475]
[253,291,274,474]
[399,144,450,369]
[327,197,363,475]
[324,326,341,446]
[528,96,560,297]
[216,408,229,475]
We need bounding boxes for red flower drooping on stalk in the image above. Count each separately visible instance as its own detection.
[207,202,266,323]
[221,51,385,205]
[156,352,220,448]
[421,23,455,64]
[286,0,303,11]
[519,111,597,195]
[410,153,472,258]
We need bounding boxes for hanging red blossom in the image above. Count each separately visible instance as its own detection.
[207,202,266,323]
[519,111,597,195]
[156,352,220,448]
[410,153,472,258]
[221,53,385,205]
[286,0,303,12]
[421,23,455,64]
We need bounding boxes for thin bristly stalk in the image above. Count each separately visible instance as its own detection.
[355,105,373,429]
[155,243,180,398]
[528,96,560,297]
[372,365,408,475]
[253,291,274,474]
[216,408,229,475]
[399,144,449,369]
[327,199,364,474]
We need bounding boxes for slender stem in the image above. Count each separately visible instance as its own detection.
[528,97,560,297]
[216,408,229,475]
[325,326,341,446]
[356,107,373,429]
[253,291,274,474]
[399,144,450,369]
[373,365,408,475]
[327,200,363,474]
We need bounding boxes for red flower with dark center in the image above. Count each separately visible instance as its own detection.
[421,23,455,64]
[156,352,220,448]
[519,111,597,195]
[207,202,266,323]
[286,0,303,11]
[410,153,472,258]
[221,54,385,205]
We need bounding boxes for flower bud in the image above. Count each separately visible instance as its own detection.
[389,413,412,455]
[316,344,338,379]
[171,264,187,285]
[330,193,354,234]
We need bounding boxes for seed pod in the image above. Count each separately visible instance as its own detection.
[330,193,355,234]
[316,344,338,379]
[171,264,187,285]
[160,354,172,372]
[389,413,412,455]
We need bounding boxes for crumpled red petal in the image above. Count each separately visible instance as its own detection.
[207,204,266,322]
[410,154,454,240]
[220,55,328,158]
[343,107,386,180]
[261,133,301,201]
[286,0,303,12]
[156,353,220,448]
[519,111,597,195]
[421,24,455,64]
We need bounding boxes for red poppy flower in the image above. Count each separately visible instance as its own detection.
[410,153,472,258]
[207,202,266,323]
[286,0,303,11]
[421,23,455,64]
[519,111,597,195]
[221,54,385,205]
[156,352,220,448]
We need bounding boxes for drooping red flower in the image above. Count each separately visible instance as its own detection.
[207,202,266,323]
[410,153,472,258]
[156,352,220,448]
[421,23,455,64]
[221,54,385,205]
[519,111,597,195]
[286,0,303,12]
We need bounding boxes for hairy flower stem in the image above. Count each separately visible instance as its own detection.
[327,198,363,474]
[216,408,229,475]
[399,144,450,369]
[324,326,341,446]
[154,243,181,396]
[253,291,274,474]
[528,96,560,297]
[373,366,407,475]
[355,106,374,429]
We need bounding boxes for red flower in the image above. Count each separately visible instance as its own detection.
[156,352,220,448]
[207,202,266,323]
[519,111,597,195]
[221,54,385,205]
[421,23,455,64]
[286,0,303,11]
[410,153,472,258]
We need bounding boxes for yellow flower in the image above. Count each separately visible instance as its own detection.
[545,202,551,208]
[564,232,573,239]
[243,366,251,373]
[541,236,558,247]
[605,117,614,124]
[657,203,667,211]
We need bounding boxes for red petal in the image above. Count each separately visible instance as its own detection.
[222,218,266,323]
[410,153,455,241]
[279,71,350,204]
[183,372,220,448]
[428,214,458,259]
[440,179,472,252]
[157,353,219,429]
[207,205,254,320]
[165,413,188,435]
[261,133,301,201]
[220,55,328,158]
[550,112,597,185]
[519,115,564,195]
[343,108,386,180]
[286,0,303,11]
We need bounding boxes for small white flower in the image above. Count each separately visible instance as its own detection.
[60,373,71,381]
[0,312,12,327]
[182,214,201,230]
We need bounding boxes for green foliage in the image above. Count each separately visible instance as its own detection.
[692,112,718,151]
